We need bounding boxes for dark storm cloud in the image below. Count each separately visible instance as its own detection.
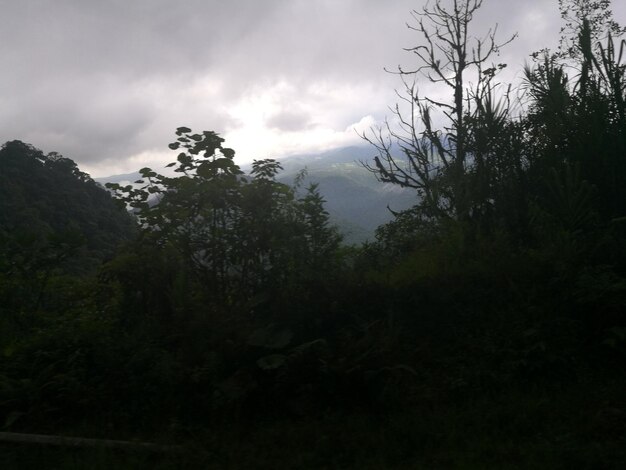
[0,0,623,175]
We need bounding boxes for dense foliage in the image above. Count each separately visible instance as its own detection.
[105,128,341,304]
[0,140,135,271]
[1,1,625,467]
[0,141,135,345]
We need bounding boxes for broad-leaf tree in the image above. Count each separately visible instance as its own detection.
[107,128,340,304]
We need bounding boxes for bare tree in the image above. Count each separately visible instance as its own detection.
[363,0,516,221]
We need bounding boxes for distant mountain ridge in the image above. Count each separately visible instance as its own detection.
[272,146,415,243]
[96,145,416,243]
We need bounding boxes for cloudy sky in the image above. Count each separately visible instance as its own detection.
[1,0,624,177]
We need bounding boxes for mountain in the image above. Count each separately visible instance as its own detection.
[0,140,135,273]
[95,145,416,244]
[273,146,415,243]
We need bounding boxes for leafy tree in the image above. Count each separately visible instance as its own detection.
[524,1,626,224]
[300,183,342,270]
[557,0,625,60]
[107,128,341,305]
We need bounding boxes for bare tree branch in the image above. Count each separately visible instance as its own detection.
[362,0,515,221]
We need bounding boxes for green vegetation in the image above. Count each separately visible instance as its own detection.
[97,146,416,244]
[1,0,625,467]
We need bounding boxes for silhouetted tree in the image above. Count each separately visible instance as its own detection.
[107,128,341,305]
[524,1,626,223]
[557,0,625,60]
[363,0,516,222]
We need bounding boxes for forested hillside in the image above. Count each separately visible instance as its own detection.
[0,140,135,272]
[275,146,415,243]
[1,1,625,468]
[0,141,135,327]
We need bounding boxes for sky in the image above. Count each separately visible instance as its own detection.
[0,0,624,178]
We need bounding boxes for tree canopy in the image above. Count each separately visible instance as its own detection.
[106,127,341,304]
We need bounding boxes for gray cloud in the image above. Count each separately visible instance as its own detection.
[0,0,623,176]
[266,109,313,132]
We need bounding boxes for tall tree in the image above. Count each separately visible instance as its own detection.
[107,128,341,304]
[524,0,626,223]
[363,0,515,222]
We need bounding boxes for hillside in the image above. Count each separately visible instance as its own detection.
[0,140,135,273]
[276,146,415,243]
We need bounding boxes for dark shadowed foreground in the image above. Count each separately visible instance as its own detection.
[1,1,625,468]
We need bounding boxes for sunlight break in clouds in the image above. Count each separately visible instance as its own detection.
[222,81,387,164]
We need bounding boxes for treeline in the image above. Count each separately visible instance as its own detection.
[1,0,625,467]
[361,0,626,357]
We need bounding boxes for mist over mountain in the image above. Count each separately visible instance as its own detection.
[273,146,415,243]
[95,145,416,243]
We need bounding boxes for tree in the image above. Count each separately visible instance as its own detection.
[299,183,342,273]
[557,0,625,60]
[106,128,341,304]
[363,0,516,222]
[524,0,626,223]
